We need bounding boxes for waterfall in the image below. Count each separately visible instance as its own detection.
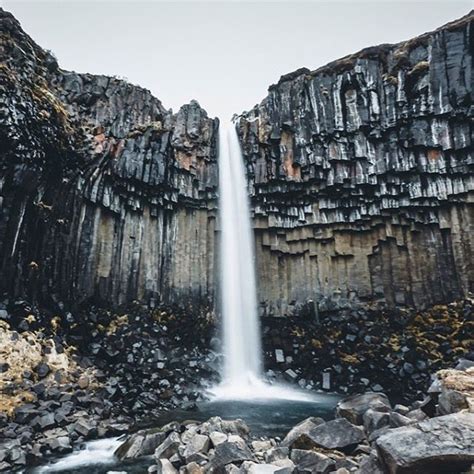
[213,120,312,401]
[217,119,262,391]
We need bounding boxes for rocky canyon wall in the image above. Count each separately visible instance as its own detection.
[1,8,473,317]
[0,9,218,309]
[239,13,473,317]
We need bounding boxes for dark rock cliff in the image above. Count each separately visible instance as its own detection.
[1,8,473,318]
[239,13,473,317]
[0,9,218,309]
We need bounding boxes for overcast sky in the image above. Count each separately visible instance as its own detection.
[2,1,471,119]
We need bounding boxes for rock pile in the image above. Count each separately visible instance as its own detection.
[0,299,219,471]
[110,361,474,474]
[262,297,474,401]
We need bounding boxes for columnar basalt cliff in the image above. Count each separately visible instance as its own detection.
[0,9,218,309]
[1,8,473,319]
[239,13,473,317]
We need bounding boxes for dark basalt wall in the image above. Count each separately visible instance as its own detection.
[239,13,473,317]
[1,8,473,317]
[0,9,218,309]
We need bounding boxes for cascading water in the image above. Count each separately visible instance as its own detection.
[213,120,311,401]
[215,119,262,395]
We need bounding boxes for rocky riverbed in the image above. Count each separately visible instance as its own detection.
[0,297,473,472]
[29,360,474,473]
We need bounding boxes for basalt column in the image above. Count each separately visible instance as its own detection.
[238,13,473,317]
[0,9,218,309]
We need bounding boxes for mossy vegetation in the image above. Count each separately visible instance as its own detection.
[408,60,430,76]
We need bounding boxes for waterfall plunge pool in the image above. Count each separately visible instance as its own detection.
[30,392,341,473]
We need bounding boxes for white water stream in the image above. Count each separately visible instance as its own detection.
[213,120,311,401]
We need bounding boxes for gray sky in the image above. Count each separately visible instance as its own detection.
[2,1,471,119]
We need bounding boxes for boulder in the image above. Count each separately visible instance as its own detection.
[376,413,474,473]
[200,417,249,438]
[115,429,167,460]
[363,409,390,435]
[154,459,178,474]
[336,393,391,425]
[182,461,204,474]
[290,449,335,473]
[154,432,182,460]
[210,431,227,446]
[205,440,254,473]
[288,418,365,452]
[436,368,474,415]
[281,417,324,448]
[180,434,210,463]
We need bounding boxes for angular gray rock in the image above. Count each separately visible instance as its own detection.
[205,440,254,473]
[154,432,182,460]
[290,449,336,473]
[153,459,178,474]
[336,392,391,425]
[180,433,210,464]
[281,417,324,448]
[292,418,366,452]
[375,413,474,473]
[115,428,167,460]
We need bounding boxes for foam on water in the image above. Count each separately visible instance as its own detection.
[32,437,122,473]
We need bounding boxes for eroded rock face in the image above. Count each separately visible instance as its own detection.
[0,8,218,309]
[238,13,473,317]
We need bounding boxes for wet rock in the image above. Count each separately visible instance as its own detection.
[290,449,335,473]
[154,432,182,460]
[115,428,167,460]
[205,440,254,472]
[46,436,72,453]
[292,418,365,452]
[281,417,324,448]
[376,413,474,473]
[153,459,178,474]
[336,393,391,425]
[180,434,210,463]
